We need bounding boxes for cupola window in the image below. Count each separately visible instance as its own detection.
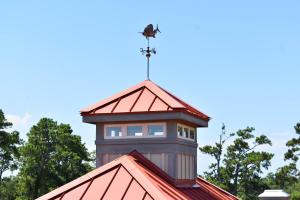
[177,126,183,137]
[104,123,166,139]
[177,124,196,141]
[106,127,122,137]
[190,129,195,140]
[148,125,164,136]
[184,128,189,138]
[127,126,143,136]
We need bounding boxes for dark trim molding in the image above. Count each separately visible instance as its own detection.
[82,112,208,127]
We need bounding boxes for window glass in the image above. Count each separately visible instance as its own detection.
[127,126,143,136]
[106,127,122,137]
[178,126,183,137]
[148,125,164,136]
[190,129,195,140]
[184,128,189,138]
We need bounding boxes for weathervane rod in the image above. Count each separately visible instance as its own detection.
[140,24,161,80]
[147,38,150,80]
[147,55,149,80]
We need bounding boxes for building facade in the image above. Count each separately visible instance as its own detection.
[37,80,240,200]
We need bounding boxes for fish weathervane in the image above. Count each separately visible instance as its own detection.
[140,24,161,80]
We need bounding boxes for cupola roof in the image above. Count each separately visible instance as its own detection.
[81,80,209,121]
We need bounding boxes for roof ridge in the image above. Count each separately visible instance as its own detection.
[124,152,190,200]
[157,84,209,119]
[143,81,185,108]
[129,150,175,184]
[118,156,170,200]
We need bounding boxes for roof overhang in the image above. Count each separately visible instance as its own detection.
[82,111,209,127]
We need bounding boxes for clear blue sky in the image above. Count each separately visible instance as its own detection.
[0,1,299,174]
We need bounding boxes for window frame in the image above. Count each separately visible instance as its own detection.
[105,126,123,137]
[189,129,196,140]
[104,122,166,139]
[177,123,196,141]
[177,126,184,137]
[127,125,144,137]
[147,124,165,137]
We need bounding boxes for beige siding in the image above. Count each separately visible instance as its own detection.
[177,153,195,179]
[190,155,194,179]
[141,153,168,173]
[163,153,168,173]
[102,154,123,165]
[177,154,182,179]
[103,154,109,165]
[102,152,169,174]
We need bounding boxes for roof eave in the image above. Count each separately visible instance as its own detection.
[81,111,209,127]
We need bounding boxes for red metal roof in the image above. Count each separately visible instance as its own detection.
[37,151,238,200]
[81,80,209,121]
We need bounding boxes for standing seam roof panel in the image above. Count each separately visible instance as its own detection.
[113,90,142,113]
[122,180,146,200]
[144,194,154,200]
[131,88,156,112]
[80,81,147,112]
[144,81,184,108]
[61,181,90,200]
[94,100,118,114]
[102,166,132,200]
[81,167,118,200]
[149,97,169,111]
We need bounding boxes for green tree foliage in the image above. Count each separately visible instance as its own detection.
[16,118,93,199]
[199,124,234,188]
[199,126,274,200]
[263,168,300,200]
[287,181,300,200]
[267,122,300,200]
[262,172,277,189]
[0,176,17,200]
[275,163,298,189]
[285,123,300,165]
[89,150,96,168]
[0,109,22,182]
[283,122,300,200]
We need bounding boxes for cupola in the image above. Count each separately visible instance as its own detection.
[81,80,209,187]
